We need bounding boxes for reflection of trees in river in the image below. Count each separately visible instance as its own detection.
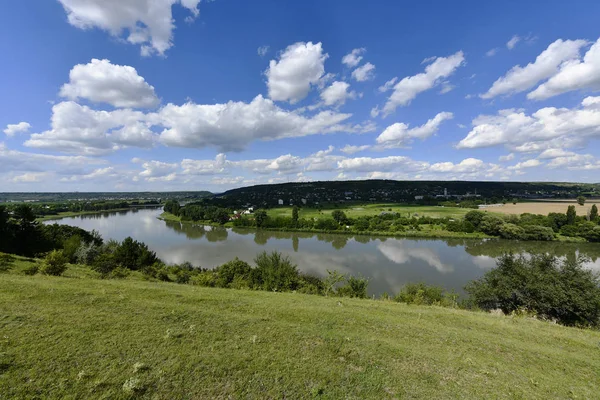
[293,236,299,252]
[164,220,207,239]
[463,239,600,263]
[206,226,228,242]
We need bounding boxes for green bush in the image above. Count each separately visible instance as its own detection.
[23,264,39,275]
[251,251,300,291]
[394,283,445,305]
[214,258,252,288]
[190,271,217,287]
[465,254,600,328]
[91,253,119,276]
[337,275,369,298]
[0,253,16,272]
[521,225,555,241]
[40,250,68,276]
[108,266,130,279]
[498,223,525,240]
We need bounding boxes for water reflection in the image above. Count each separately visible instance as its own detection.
[46,208,600,296]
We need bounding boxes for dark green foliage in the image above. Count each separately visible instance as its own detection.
[23,264,39,275]
[566,205,577,225]
[547,213,568,232]
[331,210,347,225]
[214,258,252,288]
[40,250,68,276]
[521,225,555,241]
[465,254,600,328]
[254,210,268,228]
[61,235,82,263]
[175,270,191,284]
[498,223,525,240]
[464,210,486,228]
[251,251,300,291]
[577,196,586,206]
[91,253,119,276]
[114,237,158,270]
[479,215,505,236]
[314,218,339,230]
[0,254,15,272]
[590,204,598,222]
[163,200,181,216]
[292,206,299,226]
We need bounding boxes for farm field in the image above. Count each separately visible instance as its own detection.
[489,201,599,216]
[266,204,473,220]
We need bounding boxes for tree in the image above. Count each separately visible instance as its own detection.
[566,205,577,225]
[163,200,181,215]
[41,250,68,276]
[254,210,268,228]
[291,206,299,225]
[577,196,586,206]
[331,210,347,225]
[114,237,158,270]
[590,204,598,222]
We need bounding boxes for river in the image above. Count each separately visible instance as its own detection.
[45,208,600,296]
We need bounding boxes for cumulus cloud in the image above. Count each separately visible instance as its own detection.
[181,154,228,175]
[378,77,398,93]
[507,159,541,170]
[137,160,178,179]
[57,0,202,56]
[59,59,159,108]
[320,81,357,106]
[376,112,453,148]
[337,156,428,173]
[546,153,600,170]
[481,39,588,99]
[340,144,371,154]
[457,96,600,151]
[61,166,118,182]
[266,42,328,103]
[342,48,365,68]
[12,172,50,183]
[486,48,498,57]
[528,38,600,100]
[3,122,31,136]
[381,51,465,116]
[156,95,355,152]
[24,101,153,155]
[351,62,376,82]
[499,153,515,162]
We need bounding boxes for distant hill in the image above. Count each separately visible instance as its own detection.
[215,180,600,207]
[0,191,212,203]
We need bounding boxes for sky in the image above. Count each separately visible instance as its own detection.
[2,0,600,192]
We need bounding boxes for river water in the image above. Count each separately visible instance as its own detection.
[45,208,600,296]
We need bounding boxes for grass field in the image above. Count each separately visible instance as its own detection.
[267,204,473,220]
[489,201,599,216]
[1,258,600,399]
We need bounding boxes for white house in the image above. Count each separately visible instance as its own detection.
[414,195,424,200]
[278,199,284,205]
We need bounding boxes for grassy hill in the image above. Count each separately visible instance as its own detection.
[1,260,600,399]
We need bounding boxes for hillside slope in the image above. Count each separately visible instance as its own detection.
[1,268,599,399]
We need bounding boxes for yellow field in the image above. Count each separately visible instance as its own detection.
[489,201,598,216]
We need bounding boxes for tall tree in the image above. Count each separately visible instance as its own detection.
[566,205,577,225]
[292,206,299,226]
[331,210,347,225]
[254,210,268,228]
[591,204,599,222]
[577,196,586,206]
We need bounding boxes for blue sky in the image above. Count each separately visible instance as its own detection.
[2,0,600,192]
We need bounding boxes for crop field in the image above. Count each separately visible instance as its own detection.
[267,204,473,220]
[489,201,599,216]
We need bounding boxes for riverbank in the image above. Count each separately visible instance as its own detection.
[2,260,599,398]
[157,212,493,240]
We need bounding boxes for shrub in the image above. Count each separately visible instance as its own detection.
[465,254,600,328]
[75,242,101,265]
[0,253,16,272]
[498,223,525,240]
[521,225,555,241]
[337,275,369,298]
[479,215,505,236]
[108,267,130,279]
[40,250,68,276]
[251,251,300,291]
[190,271,217,287]
[464,210,486,228]
[114,237,158,271]
[214,258,252,288]
[91,253,119,276]
[23,264,39,275]
[394,283,444,305]
[175,271,191,284]
[62,235,82,263]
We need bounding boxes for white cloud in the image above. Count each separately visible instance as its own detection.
[181,154,228,175]
[340,144,371,154]
[457,96,600,151]
[3,122,31,136]
[156,95,355,152]
[546,153,600,170]
[507,35,521,50]
[337,156,428,173]
[0,143,105,174]
[24,101,153,155]
[59,59,159,108]
[342,48,365,68]
[486,48,498,57]
[320,81,356,106]
[61,166,118,182]
[499,153,515,162]
[378,77,398,93]
[439,81,455,94]
[351,62,376,82]
[481,39,588,99]
[257,45,270,57]
[381,51,465,116]
[538,148,576,159]
[508,159,541,170]
[376,112,453,148]
[137,160,178,179]
[528,37,600,100]
[57,0,202,56]
[266,42,328,103]
[429,158,486,173]
[12,172,50,183]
